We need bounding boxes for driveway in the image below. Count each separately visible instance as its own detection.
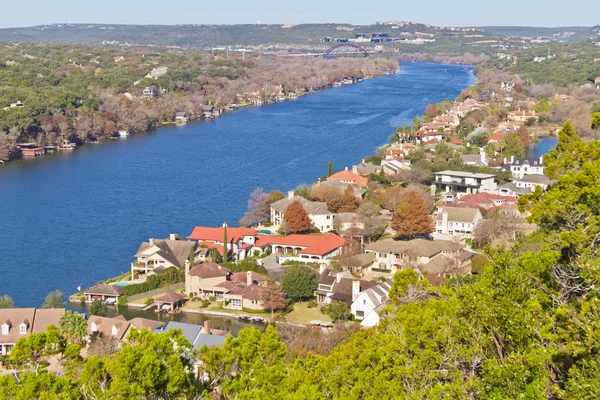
[260,254,286,281]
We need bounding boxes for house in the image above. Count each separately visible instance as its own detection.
[254,234,346,265]
[185,262,232,297]
[434,206,483,238]
[141,86,158,99]
[513,174,555,192]
[202,105,214,119]
[2,101,24,110]
[155,292,187,312]
[132,234,196,278]
[501,82,515,92]
[326,168,369,187]
[313,180,365,199]
[84,285,123,304]
[220,271,269,311]
[155,321,227,351]
[270,191,334,232]
[315,267,377,306]
[454,192,518,210]
[508,109,538,123]
[146,66,168,79]
[0,308,65,355]
[175,112,188,123]
[351,280,392,327]
[354,160,382,176]
[333,212,364,234]
[188,224,257,261]
[88,315,130,341]
[501,156,544,179]
[381,159,411,176]
[460,148,489,167]
[382,143,416,160]
[364,239,465,274]
[434,170,497,194]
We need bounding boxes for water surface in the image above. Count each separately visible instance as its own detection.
[0,62,475,306]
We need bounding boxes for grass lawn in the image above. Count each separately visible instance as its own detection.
[284,302,332,325]
[183,301,272,319]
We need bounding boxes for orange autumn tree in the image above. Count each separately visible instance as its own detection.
[337,185,358,212]
[392,191,434,239]
[283,200,314,234]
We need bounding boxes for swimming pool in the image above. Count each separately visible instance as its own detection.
[113,282,129,287]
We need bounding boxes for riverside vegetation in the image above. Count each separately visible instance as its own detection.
[1,120,600,399]
[0,43,397,161]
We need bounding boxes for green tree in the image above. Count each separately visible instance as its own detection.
[42,289,66,309]
[322,301,351,321]
[89,299,108,317]
[591,112,600,130]
[268,190,285,204]
[280,264,319,301]
[501,131,525,158]
[327,160,334,177]
[0,294,15,308]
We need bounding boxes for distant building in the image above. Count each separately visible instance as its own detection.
[434,206,483,239]
[270,191,334,232]
[0,308,65,355]
[461,148,489,167]
[434,170,497,194]
[502,156,544,179]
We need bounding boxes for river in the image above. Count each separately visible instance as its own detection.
[0,62,477,307]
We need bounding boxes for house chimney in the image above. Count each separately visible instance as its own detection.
[169,233,177,241]
[361,158,365,163]
[222,221,227,228]
[503,157,507,164]
[287,190,294,199]
[344,166,348,171]
[149,238,155,246]
[336,271,342,283]
[352,280,360,301]
[319,264,326,275]
[480,147,486,164]
[510,155,514,164]
[352,165,358,174]
[204,320,211,335]
[185,259,190,275]
[247,271,253,286]
[539,155,543,165]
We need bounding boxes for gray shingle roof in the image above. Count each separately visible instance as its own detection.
[365,239,463,258]
[136,238,195,268]
[435,207,480,223]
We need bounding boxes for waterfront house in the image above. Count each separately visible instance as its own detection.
[434,170,497,194]
[175,112,189,123]
[270,191,334,232]
[315,266,377,306]
[383,143,416,160]
[254,234,346,265]
[84,285,123,304]
[501,156,544,179]
[220,271,269,311]
[350,279,392,326]
[0,308,65,355]
[354,160,382,176]
[202,105,214,119]
[326,168,369,187]
[364,239,465,275]
[434,206,483,239]
[155,292,187,312]
[188,224,257,261]
[132,234,196,278]
[185,262,232,297]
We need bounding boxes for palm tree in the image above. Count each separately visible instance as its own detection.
[60,310,88,344]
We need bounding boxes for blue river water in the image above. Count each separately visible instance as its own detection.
[0,62,479,306]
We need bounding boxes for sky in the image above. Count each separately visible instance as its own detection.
[0,0,597,29]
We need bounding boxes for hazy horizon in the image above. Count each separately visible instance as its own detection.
[0,0,597,29]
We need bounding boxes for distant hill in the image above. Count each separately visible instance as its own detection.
[0,22,493,48]
[479,25,599,42]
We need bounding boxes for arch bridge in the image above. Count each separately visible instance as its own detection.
[323,43,371,57]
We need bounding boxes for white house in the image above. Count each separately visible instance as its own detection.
[514,174,554,191]
[502,156,544,179]
[434,170,497,194]
[270,191,334,232]
[351,280,392,326]
[434,206,483,239]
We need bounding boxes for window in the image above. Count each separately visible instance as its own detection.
[326,215,331,219]
[251,300,258,308]
[231,299,242,307]
[363,299,366,305]
[356,311,364,317]
[20,324,26,335]
[111,326,118,335]
[2,325,8,335]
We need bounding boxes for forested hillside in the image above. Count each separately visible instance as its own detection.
[0,43,396,160]
[2,120,600,398]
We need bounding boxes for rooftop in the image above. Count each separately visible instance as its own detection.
[188,226,257,243]
[435,170,496,179]
[255,234,346,256]
[436,206,481,223]
[365,239,463,258]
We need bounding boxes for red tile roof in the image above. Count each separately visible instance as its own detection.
[488,133,504,142]
[255,234,346,256]
[188,226,257,243]
[326,170,369,187]
[197,241,231,257]
[425,138,439,145]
